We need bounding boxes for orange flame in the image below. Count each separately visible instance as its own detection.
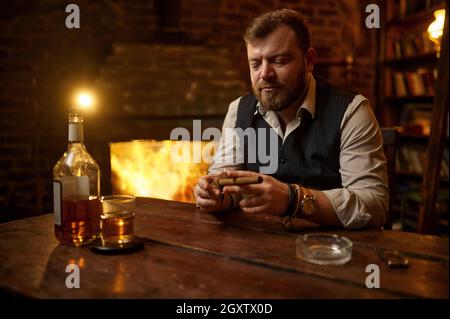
[110,140,212,203]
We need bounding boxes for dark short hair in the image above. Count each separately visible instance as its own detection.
[244,9,311,54]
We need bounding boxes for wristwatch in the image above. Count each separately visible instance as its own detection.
[299,187,317,216]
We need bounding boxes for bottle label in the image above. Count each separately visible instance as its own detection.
[68,123,84,142]
[53,176,90,225]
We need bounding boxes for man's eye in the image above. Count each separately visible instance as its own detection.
[274,59,287,65]
[250,63,261,69]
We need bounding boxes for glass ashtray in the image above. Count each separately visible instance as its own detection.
[296,233,353,265]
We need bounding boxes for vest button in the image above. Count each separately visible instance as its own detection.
[280,157,287,166]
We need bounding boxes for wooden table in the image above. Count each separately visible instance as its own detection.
[0,198,448,298]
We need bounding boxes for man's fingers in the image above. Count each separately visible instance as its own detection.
[223,184,263,195]
[195,186,220,199]
[198,174,220,189]
[197,177,212,190]
[196,197,220,209]
[225,170,259,178]
[241,205,266,214]
[239,195,265,208]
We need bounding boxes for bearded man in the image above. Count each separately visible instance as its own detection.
[193,9,388,229]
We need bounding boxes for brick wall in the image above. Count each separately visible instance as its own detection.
[0,0,379,221]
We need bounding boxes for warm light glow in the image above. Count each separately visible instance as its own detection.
[67,257,84,268]
[110,140,212,203]
[428,9,446,45]
[74,91,95,111]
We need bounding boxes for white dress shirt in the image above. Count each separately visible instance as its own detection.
[208,74,389,229]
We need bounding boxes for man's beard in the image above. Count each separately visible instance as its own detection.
[253,73,308,112]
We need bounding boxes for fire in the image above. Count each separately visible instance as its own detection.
[110,140,213,203]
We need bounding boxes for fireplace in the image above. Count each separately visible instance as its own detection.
[110,140,213,203]
[96,42,247,203]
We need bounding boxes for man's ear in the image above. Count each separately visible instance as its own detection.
[304,47,317,73]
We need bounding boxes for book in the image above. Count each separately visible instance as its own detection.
[393,72,408,97]
[391,70,436,97]
[406,72,426,96]
[399,103,432,135]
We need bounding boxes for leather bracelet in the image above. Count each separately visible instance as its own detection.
[282,183,296,217]
[291,184,302,218]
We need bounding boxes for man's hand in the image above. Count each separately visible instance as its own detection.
[222,170,289,216]
[193,174,230,212]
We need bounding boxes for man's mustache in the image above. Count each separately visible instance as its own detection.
[256,82,285,90]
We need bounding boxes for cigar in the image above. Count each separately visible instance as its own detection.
[217,176,263,187]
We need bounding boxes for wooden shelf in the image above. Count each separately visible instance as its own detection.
[383,53,438,68]
[395,170,449,184]
[385,96,434,104]
[386,4,445,28]
[399,133,430,142]
[398,134,449,142]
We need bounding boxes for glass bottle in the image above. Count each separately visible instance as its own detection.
[53,112,101,246]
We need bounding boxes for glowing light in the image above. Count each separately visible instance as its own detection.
[428,9,446,45]
[74,90,95,111]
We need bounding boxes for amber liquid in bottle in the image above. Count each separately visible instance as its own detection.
[53,113,101,246]
[54,195,101,247]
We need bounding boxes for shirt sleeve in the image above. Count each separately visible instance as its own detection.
[208,97,246,175]
[322,95,389,229]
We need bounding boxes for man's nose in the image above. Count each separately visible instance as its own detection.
[260,62,275,81]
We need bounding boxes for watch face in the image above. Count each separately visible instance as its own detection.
[301,197,316,215]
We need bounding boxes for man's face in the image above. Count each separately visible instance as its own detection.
[247,25,313,112]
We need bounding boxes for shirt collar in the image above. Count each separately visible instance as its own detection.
[255,72,316,120]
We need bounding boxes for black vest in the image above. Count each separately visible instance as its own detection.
[236,81,356,190]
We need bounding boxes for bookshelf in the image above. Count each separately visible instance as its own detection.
[378,0,448,234]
